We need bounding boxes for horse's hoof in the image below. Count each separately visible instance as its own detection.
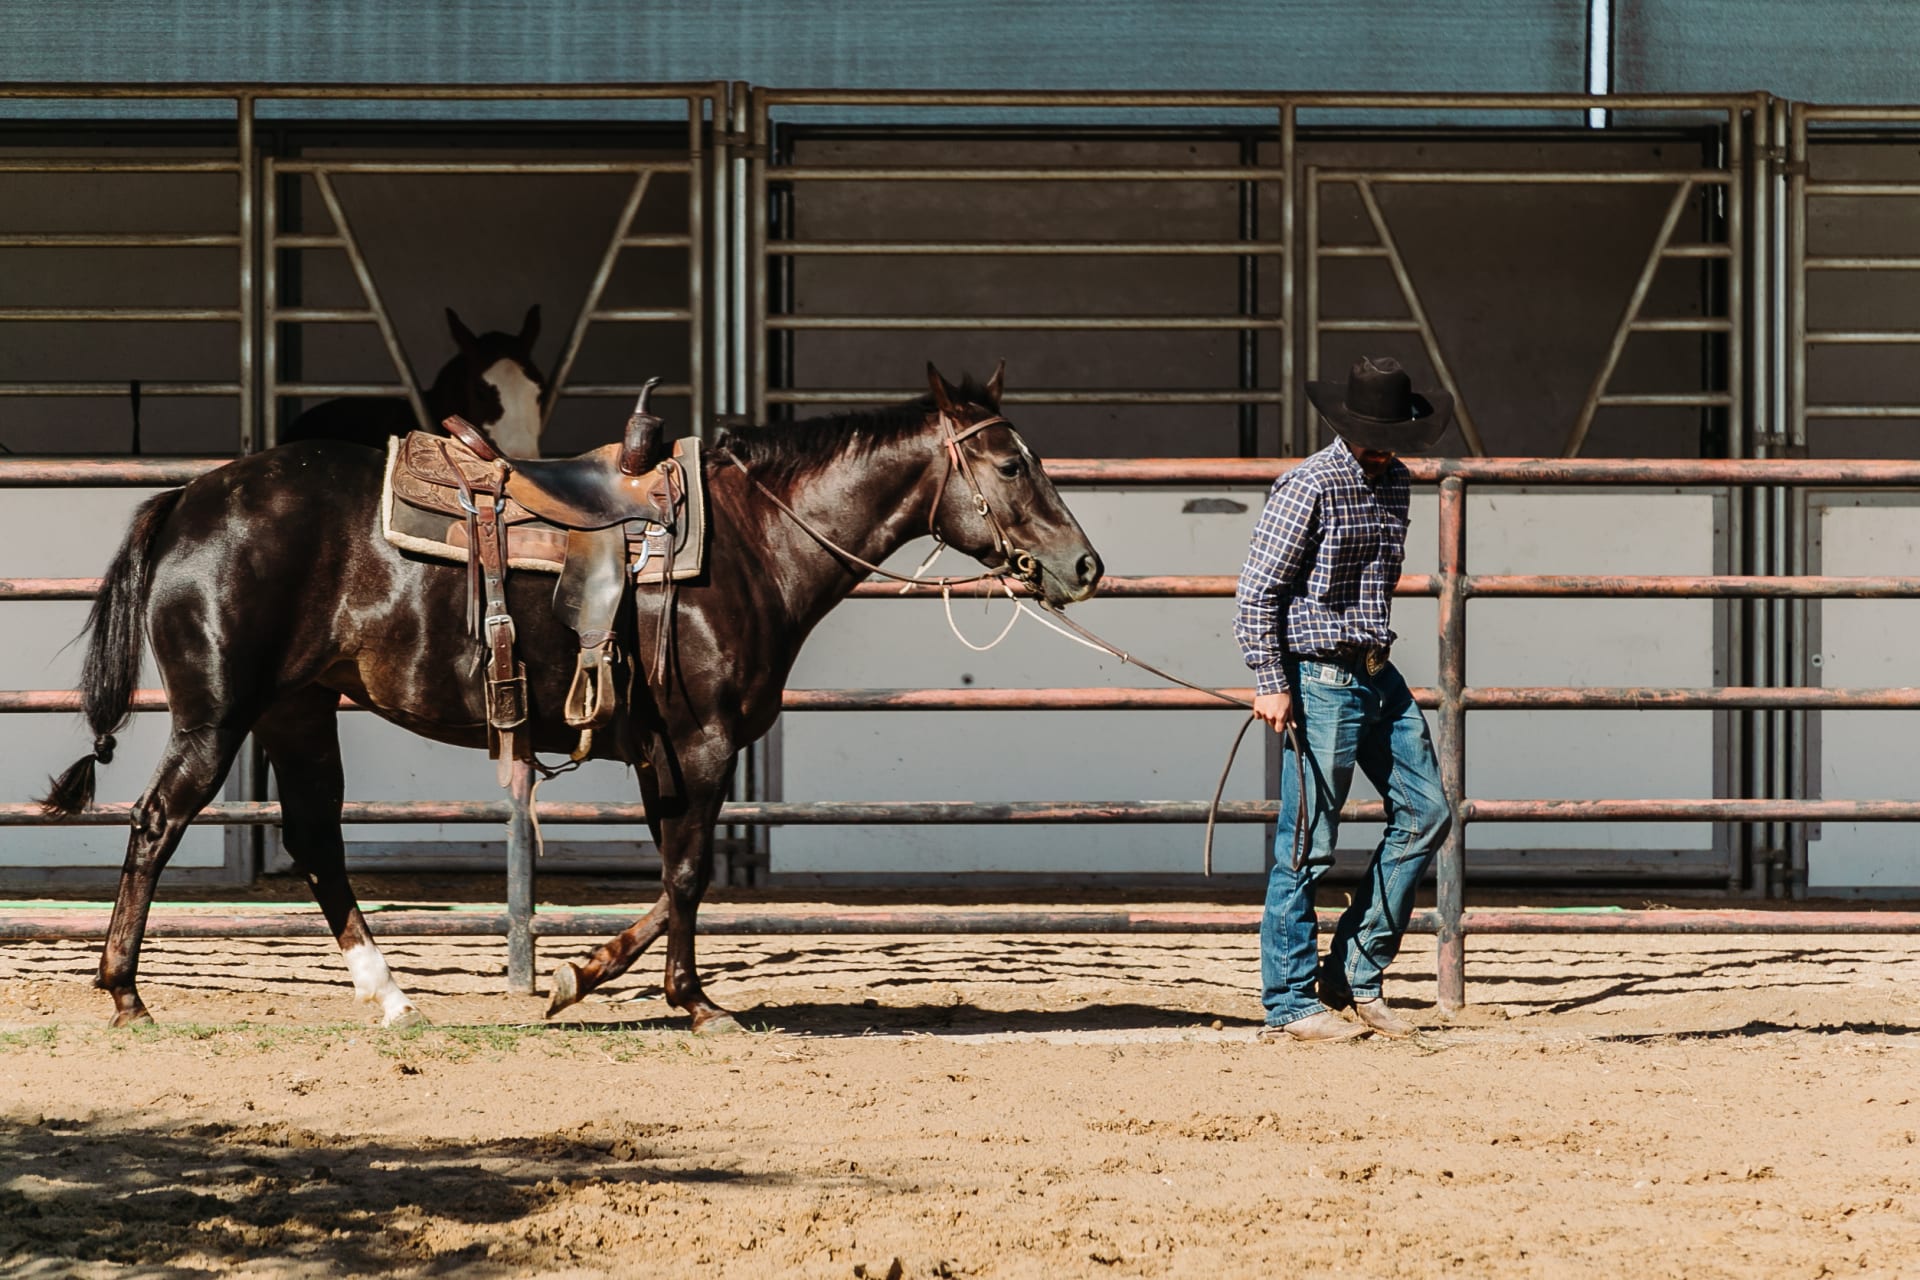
[384,1006,429,1030]
[545,962,583,1020]
[692,1011,743,1036]
[109,1007,154,1029]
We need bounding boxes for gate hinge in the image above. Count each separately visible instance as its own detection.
[717,132,770,160]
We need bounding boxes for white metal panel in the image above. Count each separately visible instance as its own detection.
[1809,501,1920,892]
[1457,491,1718,853]
[777,487,1720,874]
[1328,490,1715,857]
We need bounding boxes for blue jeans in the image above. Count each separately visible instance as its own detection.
[1261,658,1452,1026]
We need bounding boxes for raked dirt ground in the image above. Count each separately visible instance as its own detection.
[3,925,1919,1278]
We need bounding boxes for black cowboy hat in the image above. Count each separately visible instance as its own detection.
[1305,356,1453,454]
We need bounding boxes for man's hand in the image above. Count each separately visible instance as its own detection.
[1252,691,1294,732]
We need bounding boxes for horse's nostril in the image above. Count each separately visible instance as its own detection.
[1076,551,1103,585]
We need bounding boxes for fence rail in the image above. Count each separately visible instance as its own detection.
[3,454,1918,1004]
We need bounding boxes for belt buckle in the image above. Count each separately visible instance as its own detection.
[1364,647,1388,677]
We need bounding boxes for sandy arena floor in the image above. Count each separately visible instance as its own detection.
[2,925,1919,1278]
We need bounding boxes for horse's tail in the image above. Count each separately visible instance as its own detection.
[39,489,183,815]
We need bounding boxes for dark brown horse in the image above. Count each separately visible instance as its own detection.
[42,364,1102,1033]
[280,305,548,455]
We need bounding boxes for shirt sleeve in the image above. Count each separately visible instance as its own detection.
[1234,471,1319,696]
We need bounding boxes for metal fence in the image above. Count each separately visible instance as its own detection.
[10,454,1920,1006]
[7,86,1920,1007]
[0,82,725,451]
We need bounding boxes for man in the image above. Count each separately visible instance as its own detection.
[1234,356,1454,1043]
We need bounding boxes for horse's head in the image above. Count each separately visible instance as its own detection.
[924,362,1103,606]
[443,305,549,456]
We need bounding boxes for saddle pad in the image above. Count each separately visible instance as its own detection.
[380,433,707,583]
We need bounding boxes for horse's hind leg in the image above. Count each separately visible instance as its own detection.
[545,890,668,1018]
[254,688,424,1028]
[99,722,251,1027]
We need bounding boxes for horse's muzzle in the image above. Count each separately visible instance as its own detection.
[1038,548,1101,605]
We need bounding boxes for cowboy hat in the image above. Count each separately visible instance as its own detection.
[1305,356,1453,453]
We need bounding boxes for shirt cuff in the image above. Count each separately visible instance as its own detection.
[1252,664,1292,697]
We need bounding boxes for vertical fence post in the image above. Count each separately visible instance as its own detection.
[505,758,537,994]
[1436,474,1468,1012]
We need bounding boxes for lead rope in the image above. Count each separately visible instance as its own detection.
[728,429,1302,874]
[921,579,1309,875]
[1027,601,1309,878]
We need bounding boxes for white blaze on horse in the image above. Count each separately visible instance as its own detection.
[281,305,548,456]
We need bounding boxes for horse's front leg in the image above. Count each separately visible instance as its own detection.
[660,776,738,1034]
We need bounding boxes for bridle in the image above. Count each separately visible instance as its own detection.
[726,405,1045,595]
[926,409,1040,587]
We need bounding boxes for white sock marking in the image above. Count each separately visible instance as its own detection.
[343,941,418,1025]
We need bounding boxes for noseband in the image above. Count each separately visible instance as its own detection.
[928,409,1040,588]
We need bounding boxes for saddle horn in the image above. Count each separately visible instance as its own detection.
[619,376,665,476]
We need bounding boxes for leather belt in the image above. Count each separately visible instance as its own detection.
[1309,643,1391,677]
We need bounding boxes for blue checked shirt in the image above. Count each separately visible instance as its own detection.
[1234,440,1411,696]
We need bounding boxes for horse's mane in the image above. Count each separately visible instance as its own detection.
[718,378,996,483]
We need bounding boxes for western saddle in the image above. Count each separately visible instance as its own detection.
[384,378,695,771]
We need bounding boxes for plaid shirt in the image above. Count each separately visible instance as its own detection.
[1234,440,1411,696]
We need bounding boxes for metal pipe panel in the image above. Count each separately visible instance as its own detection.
[6,906,1916,943]
[770,166,1288,182]
[0,383,240,396]
[1435,476,1468,1011]
[0,308,241,322]
[0,233,240,248]
[766,389,1289,405]
[768,241,1290,255]
[765,315,1286,331]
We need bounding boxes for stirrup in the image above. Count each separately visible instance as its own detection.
[563,641,618,732]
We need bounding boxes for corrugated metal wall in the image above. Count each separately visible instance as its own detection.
[1,1,1588,97]
[11,2,1920,106]
[1615,0,1920,100]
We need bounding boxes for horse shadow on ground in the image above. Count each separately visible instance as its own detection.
[559,999,1264,1038]
[0,1111,793,1278]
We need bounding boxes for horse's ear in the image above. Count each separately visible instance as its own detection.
[985,359,1006,408]
[926,362,958,415]
[446,308,479,356]
[518,304,541,349]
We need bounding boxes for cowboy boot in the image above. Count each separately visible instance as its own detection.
[1259,1009,1370,1044]
[1350,997,1417,1039]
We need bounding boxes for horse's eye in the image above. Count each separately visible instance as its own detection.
[997,459,1026,480]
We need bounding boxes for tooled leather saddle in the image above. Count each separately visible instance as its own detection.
[380,381,706,770]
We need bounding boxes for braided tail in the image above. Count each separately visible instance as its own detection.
[38,489,182,815]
